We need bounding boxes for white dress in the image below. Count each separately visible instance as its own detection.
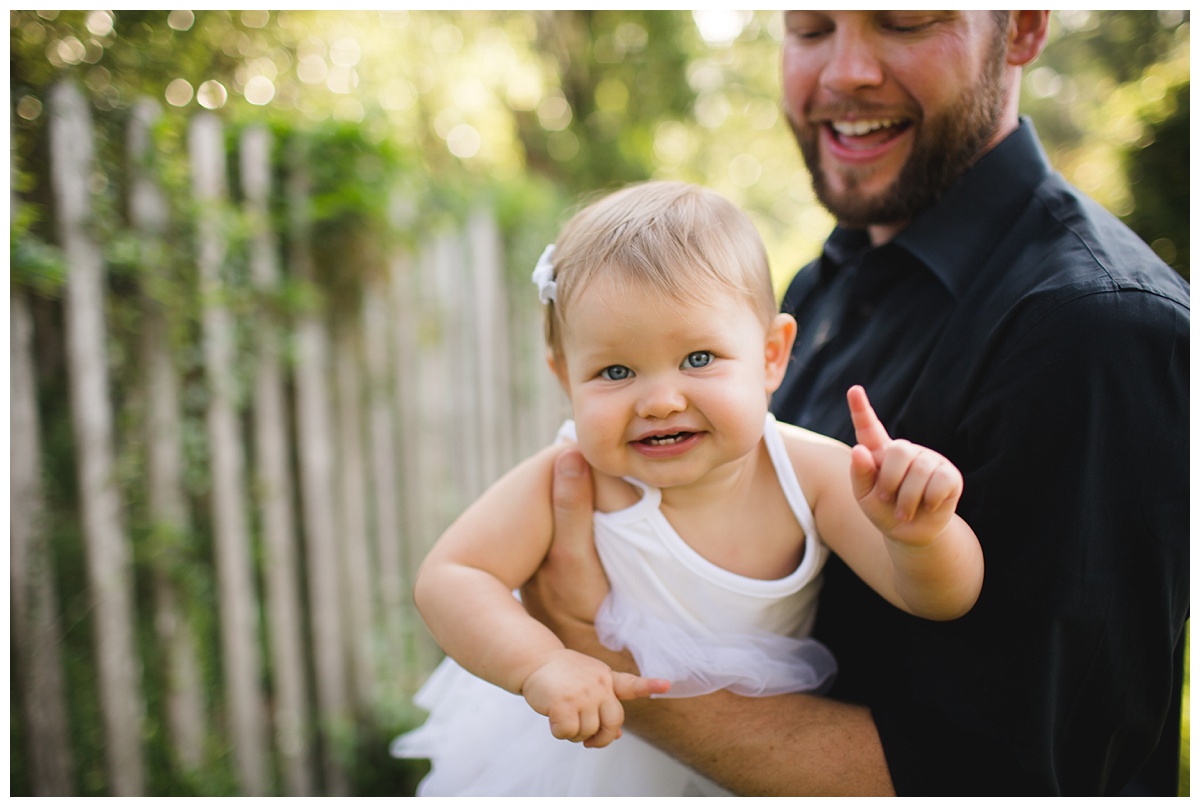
[390,414,836,796]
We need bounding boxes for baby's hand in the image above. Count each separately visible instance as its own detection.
[521,649,670,748]
[846,385,963,546]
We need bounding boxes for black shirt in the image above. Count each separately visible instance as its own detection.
[773,119,1190,795]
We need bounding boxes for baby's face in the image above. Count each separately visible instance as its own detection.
[551,277,782,491]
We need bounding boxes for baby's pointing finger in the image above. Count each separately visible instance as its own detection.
[611,672,671,700]
[847,385,891,455]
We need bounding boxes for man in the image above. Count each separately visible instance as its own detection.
[521,11,1189,795]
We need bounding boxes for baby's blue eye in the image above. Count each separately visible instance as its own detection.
[601,365,632,381]
[684,351,714,369]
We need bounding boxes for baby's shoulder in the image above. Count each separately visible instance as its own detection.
[773,420,851,491]
[526,439,636,513]
[480,439,577,505]
[774,419,848,454]
[515,439,579,483]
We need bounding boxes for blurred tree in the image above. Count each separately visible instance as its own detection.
[1121,80,1189,279]
[522,11,696,193]
[1019,10,1189,278]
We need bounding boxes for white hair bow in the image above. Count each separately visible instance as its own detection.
[531,244,557,304]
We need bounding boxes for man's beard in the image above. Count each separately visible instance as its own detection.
[790,40,1008,229]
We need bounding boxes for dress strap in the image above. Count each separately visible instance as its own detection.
[761,413,819,542]
[556,419,578,444]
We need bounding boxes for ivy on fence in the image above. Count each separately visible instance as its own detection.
[10,83,567,795]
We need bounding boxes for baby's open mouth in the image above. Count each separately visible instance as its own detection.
[640,432,694,446]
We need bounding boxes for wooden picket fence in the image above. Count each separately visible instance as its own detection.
[11,82,567,796]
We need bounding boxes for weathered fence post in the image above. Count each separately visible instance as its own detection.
[50,80,146,796]
[405,235,460,675]
[435,232,477,506]
[190,111,270,795]
[286,135,351,795]
[362,281,407,705]
[128,98,208,776]
[12,118,75,796]
[11,281,75,794]
[467,207,514,489]
[334,322,380,712]
[241,123,316,796]
[385,192,432,691]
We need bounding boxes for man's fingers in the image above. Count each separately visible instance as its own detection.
[552,448,593,525]
[522,448,608,629]
[847,385,891,455]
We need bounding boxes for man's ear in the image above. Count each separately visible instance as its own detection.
[1005,11,1050,68]
[764,313,797,394]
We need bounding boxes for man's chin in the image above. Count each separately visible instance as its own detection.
[814,184,896,230]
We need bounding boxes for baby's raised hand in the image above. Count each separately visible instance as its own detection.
[521,649,669,748]
[846,385,963,546]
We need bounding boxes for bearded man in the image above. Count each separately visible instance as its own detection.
[524,11,1189,795]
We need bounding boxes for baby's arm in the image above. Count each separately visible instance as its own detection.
[413,445,667,746]
[807,387,983,621]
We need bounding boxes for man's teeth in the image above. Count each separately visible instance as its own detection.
[644,432,689,445]
[831,118,901,137]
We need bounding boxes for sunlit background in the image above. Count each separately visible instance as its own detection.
[14,10,1188,282]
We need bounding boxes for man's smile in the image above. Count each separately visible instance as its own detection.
[823,117,913,154]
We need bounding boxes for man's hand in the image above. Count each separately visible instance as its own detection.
[847,385,963,546]
[521,448,610,636]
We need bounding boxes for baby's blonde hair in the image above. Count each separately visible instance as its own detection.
[544,180,775,360]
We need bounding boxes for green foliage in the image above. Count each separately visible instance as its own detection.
[1020,11,1190,280]
[11,207,68,296]
[522,10,697,193]
[1121,80,1189,279]
[10,148,68,296]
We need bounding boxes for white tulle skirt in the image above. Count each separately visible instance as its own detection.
[390,654,731,797]
[390,591,836,797]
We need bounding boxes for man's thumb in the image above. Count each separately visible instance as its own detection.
[553,449,592,514]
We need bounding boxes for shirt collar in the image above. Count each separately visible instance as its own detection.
[820,118,1053,297]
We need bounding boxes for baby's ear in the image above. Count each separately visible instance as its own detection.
[547,349,571,394]
[764,313,797,393]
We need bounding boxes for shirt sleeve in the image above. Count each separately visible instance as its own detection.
[872,288,1189,795]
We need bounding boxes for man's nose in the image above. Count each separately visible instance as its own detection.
[636,377,687,420]
[821,24,885,94]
